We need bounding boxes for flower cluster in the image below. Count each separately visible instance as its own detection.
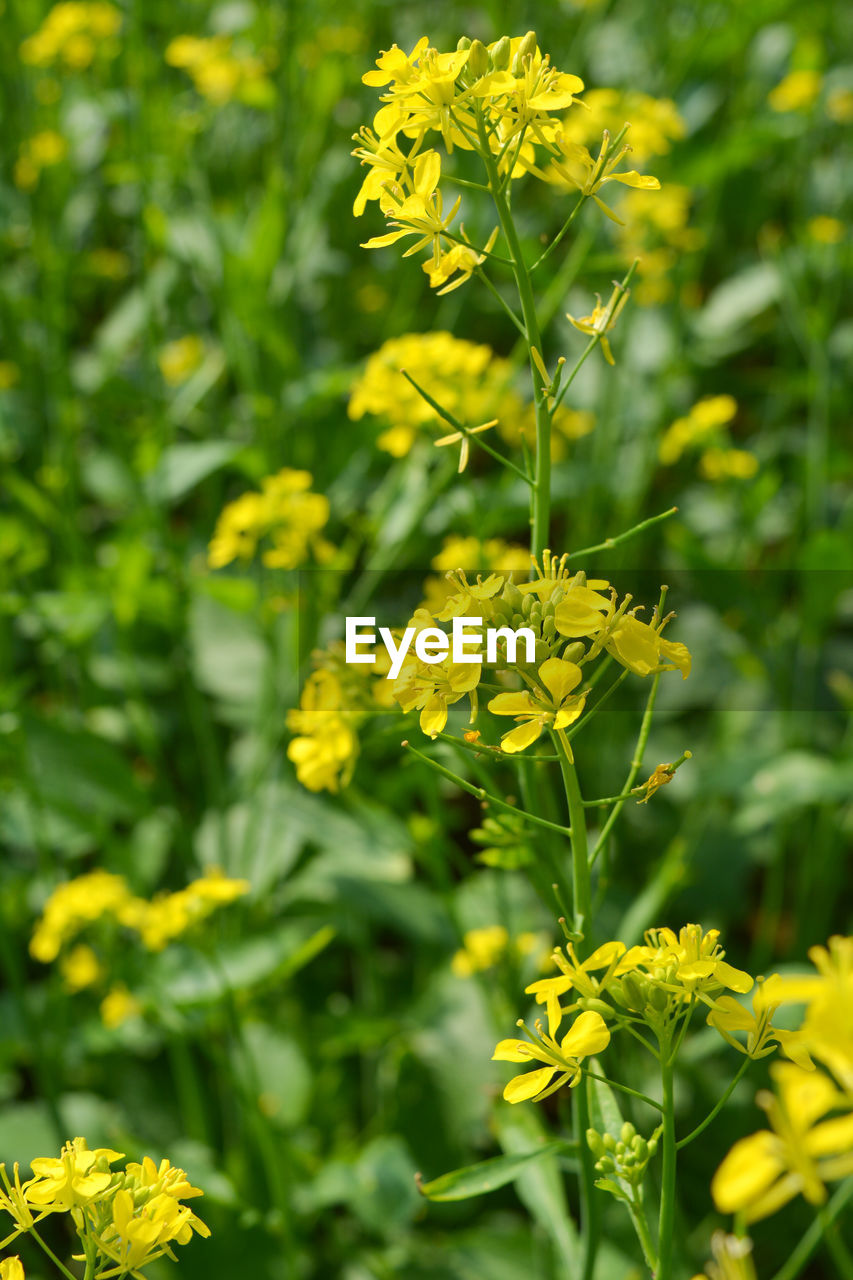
[659,395,757,480]
[558,88,686,164]
[165,35,275,107]
[354,33,660,290]
[616,184,705,305]
[0,1138,209,1276]
[451,925,544,977]
[286,645,394,793]
[29,869,249,1024]
[20,3,121,70]
[348,331,589,462]
[208,468,332,571]
[712,934,853,1222]
[387,552,690,744]
[495,924,783,1106]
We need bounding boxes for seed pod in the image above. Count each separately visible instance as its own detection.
[467,38,489,76]
[490,35,511,70]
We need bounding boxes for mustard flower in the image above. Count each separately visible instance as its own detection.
[393,618,481,738]
[532,130,660,222]
[706,983,814,1068]
[208,468,330,570]
[693,1232,757,1280]
[361,153,461,269]
[451,926,509,976]
[20,4,122,70]
[488,657,587,753]
[712,1062,853,1221]
[287,669,360,792]
[0,1164,37,1245]
[25,1138,123,1214]
[565,280,631,365]
[768,69,822,114]
[423,226,499,294]
[659,395,738,464]
[605,615,691,679]
[699,448,759,481]
[30,870,133,963]
[757,934,853,1091]
[0,1259,24,1280]
[493,1007,610,1103]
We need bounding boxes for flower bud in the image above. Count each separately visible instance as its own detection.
[577,997,612,1018]
[585,1128,606,1159]
[521,592,534,618]
[542,615,557,641]
[529,603,542,625]
[507,31,535,72]
[502,582,523,611]
[534,640,551,666]
[562,641,585,663]
[649,984,669,1012]
[620,973,645,1011]
[457,36,472,50]
[490,36,511,70]
[602,1133,617,1152]
[620,1122,636,1145]
[596,1156,615,1174]
[632,1136,649,1161]
[467,39,489,77]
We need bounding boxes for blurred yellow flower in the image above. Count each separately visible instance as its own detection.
[0,363,20,390]
[100,984,141,1028]
[20,3,121,69]
[693,1232,757,1280]
[59,943,103,992]
[827,87,853,123]
[451,926,509,976]
[659,395,738,464]
[699,448,758,481]
[14,131,68,190]
[30,870,132,962]
[768,69,822,113]
[158,334,205,386]
[0,1258,25,1280]
[559,88,686,163]
[208,468,331,570]
[807,215,844,245]
[287,669,360,792]
[165,34,274,107]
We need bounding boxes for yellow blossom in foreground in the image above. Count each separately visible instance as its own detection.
[0,1162,37,1241]
[494,1006,610,1103]
[393,625,481,738]
[158,335,205,386]
[26,1138,124,1213]
[768,69,822,113]
[757,934,853,1091]
[605,615,691,680]
[0,1259,24,1280]
[488,656,587,753]
[712,1062,853,1220]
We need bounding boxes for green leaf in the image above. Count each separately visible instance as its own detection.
[417,1139,568,1201]
[145,439,240,504]
[587,1061,624,1138]
[493,1104,581,1272]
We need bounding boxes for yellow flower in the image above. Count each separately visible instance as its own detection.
[422,226,499,294]
[100,985,141,1028]
[827,88,853,123]
[25,1138,124,1213]
[712,1062,853,1221]
[706,983,814,1067]
[165,33,274,107]
[287,670,359,792]
[526,940,629,1020]
[531,130,660,222]
[768,69,822,113]
[20,4,122,68]
[361,152,460,269]
[0,1259,25,1280]
[659,395,738,464]
[30,871,134,963]
[60,943,103,992]
[558,88,686,163]
[807,215,844,245]
[605,615,691,679]
[699,448,758,481]
[451,926,509,976]
[158,335,205,386]
[493,1007,610,1103]
[565,280,632,365]
[488,657,587,753]
[0,1163,37,1242]
[693,1232,757,1280]
[393,631,481,739]
[208,468,330,570]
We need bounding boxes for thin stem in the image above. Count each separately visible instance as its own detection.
[769,1180,853,1280]
[628,1197,659,1276]
[676,1058,751,1151]
[436,730,558,761]
[400,368,534,484]
[473,264,528,337]
[581,1069,663,1113]
[401,740,573,838]
[575,1078,600,1280]
[551,260,639,416]
[553,732,591,936]
[819,1204,853,1279]
[657,1057,677,1280]
[30,1228,79,1280]
[568,507,679,561]
[530,194,587,272]
[477,111,551,557]
[591,671,662,867]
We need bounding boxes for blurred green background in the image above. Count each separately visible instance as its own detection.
[1,1,851,1277]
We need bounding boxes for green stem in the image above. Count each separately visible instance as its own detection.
[567,507,678,561]
[401,741,573,837]
[820,1203,853,1279]
[769,1180,853,1280]
[676,1057,750,1150]
[657,1058,677,1280]
[581,1070,663,1113]
[477,113,551,557]
[553,733,591,936]
[30,1228,79,1280]
[575,1077,600,1280]
[627,1197,658,1276]
[591,671,662,867]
